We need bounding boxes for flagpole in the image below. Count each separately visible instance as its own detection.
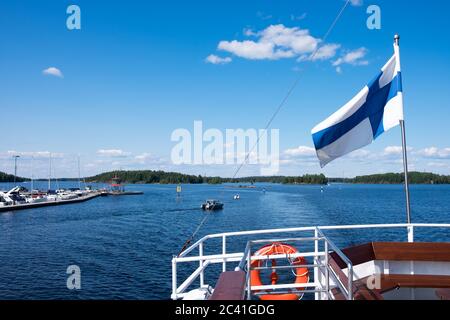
[394,34,412,226]
[400,120,411,223]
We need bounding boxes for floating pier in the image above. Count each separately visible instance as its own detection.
[0,192,102,213]
[106,191,144,196]
[105,175,144,196]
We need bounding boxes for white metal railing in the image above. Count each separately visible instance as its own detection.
[237,232,355,300]
[316,228,354,300]
[241,236,327,300]
[171,223,450,300]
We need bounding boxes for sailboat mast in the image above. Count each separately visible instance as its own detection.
[48,153,52,191]
[31,156,34,191]
[77,155,81,190]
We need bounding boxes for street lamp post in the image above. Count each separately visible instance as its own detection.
[13,155,20,185]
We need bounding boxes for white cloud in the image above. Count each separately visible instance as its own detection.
[418,147,439,157]
[217,24,321,60]
[42,67,63,78]
[383,146,412,156]
[243,28,257,36]
[260,24,318,54]
[218,39,292,60]
[210,24,368,67]
[290,13,307,21]
[5,150,64,159]
[300,43,341,62]
[97,149,130,158]
[134,153,152,161]
[333,47,369,67]
[427,162,449,168]
[205,54,232,65]
[416,147,450,159]
[257,11,273,20]
[347,149,372,159]
[283,146,316,158]
[134,153,166,165]
[349,0,363,6]
[384,146,403,155]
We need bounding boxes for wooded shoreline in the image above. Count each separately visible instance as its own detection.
[2,170,449,185]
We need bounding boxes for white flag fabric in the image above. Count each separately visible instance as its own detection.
[311,44,403,167]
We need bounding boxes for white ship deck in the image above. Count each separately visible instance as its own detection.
[171,223,450,300]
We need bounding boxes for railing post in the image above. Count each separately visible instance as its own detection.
[247,242,252,300]
[314,228,320,300]
[324,240,329,300]
[407,225,414,243]
[199,242,205,287]
[171,256,177,300]
[222,235,227,272]
[347,265,353,300]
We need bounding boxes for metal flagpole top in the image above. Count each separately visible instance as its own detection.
[394,34,400,45]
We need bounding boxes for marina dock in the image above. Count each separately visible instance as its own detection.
[106,191,144,196]
[0,173,145,213]
[0,192,102,213]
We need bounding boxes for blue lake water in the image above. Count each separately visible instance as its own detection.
[0,182,449,299]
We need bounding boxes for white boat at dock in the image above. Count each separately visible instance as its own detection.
[0,186,103,212]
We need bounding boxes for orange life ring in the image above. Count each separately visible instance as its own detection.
[250,243,309,300]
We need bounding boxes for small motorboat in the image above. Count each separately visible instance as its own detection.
[0,194,13,207]
[58,192,79,200]
[3,187,28,205]
[26,194,48,204]
[233,194,240,200]
[201,200,224,211]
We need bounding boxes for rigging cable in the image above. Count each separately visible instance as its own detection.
[178,0,352,256]
[230,0,351,180]
[178,213,209,256]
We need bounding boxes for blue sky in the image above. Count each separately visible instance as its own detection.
[1,0,449,178]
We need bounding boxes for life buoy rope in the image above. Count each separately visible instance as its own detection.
[250,243,309,300]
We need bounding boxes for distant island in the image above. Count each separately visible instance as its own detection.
[84,170,328,185]
[329,172,450,184]
[1,170,449,185]
[85,170,450,185]
[0,171,28,183]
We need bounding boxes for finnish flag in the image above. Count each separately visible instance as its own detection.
[311,44,404,167]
